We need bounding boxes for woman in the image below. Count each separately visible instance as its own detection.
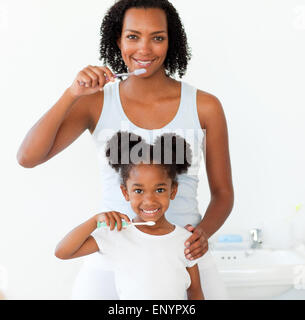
[17,0,234,299]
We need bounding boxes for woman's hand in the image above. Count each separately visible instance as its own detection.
[184,224,209,260]
[68,65,116,98]
[95,211,131,231]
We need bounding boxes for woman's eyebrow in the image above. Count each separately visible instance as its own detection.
[124,29,167,35]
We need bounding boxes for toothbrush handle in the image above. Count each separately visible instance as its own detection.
[97,221,129,228]
[105,73,130,81]
[105,75,116,81]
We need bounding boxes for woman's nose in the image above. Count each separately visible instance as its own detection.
[137,39,152,55]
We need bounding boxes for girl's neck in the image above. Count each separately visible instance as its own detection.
[132,217,175,236]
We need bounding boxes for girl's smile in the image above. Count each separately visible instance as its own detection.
[140,207,160,215]
[139,207,162,222]
[120,164,177,230]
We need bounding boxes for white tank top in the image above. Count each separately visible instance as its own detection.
[91,80,206,227]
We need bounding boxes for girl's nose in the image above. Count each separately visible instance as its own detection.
[142,192,156,204]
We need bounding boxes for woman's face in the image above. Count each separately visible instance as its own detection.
[120,164,177,224]
[117,8,169,78]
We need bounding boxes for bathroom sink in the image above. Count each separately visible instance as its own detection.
[211,248,305,299]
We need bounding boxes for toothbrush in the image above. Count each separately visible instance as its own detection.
[105,68,147,80]
[79,68,146,87]
[97,221,155,228]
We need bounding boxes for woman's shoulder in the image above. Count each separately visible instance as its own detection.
[195,88,224,130]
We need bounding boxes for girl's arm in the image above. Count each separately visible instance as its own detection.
[54,211,130,259]
[55,215,100,260]
[186,264,204,300]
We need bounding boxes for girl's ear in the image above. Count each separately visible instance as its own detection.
[170,182,178,200]
[120,184,130,201]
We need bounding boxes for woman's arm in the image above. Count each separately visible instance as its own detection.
[186,264,204,300]
[55,215,99,260]
[196,91,234,238]
[184,91,234,260]
[16,66,115,168]
[16,89,98,168]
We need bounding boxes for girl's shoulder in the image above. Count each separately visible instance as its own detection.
[174,225,193,238]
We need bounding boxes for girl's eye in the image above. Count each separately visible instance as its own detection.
[156,188,165,193]
[134,189,143,194]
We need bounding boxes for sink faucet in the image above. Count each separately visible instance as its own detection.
[250,228,263,249]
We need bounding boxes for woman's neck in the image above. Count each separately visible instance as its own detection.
[120,67,176,101]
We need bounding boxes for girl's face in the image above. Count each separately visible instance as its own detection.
[120,164,177,224]
[117,8,169,78]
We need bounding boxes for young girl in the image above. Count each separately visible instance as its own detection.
[55,131,204,300]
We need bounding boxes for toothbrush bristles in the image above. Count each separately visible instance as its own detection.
[134,68,147,76]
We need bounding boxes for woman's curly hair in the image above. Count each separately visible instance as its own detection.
[99,0,191,78]
[105,131,192,186]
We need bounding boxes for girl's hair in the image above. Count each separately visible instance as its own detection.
[99,0,191,78]
[105,131,192,186]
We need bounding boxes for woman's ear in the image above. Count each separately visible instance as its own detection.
[117,37,121,50]
[170,182,178,200]
[120,184,130,201]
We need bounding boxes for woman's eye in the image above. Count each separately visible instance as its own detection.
[156,188,165,193]
[154,36,164,42]
[127,34,137,40]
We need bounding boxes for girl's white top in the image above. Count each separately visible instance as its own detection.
[91,224,199,300]
[91,81,206,228]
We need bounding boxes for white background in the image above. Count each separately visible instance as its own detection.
[1,0,305,299]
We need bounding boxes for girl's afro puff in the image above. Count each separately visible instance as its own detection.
[105,131,150,171]
[153,132,192,175]
[105,131,192,186]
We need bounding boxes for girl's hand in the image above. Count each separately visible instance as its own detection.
[184,224,209,260]
[95,211,131,231]
[68,65,116,98]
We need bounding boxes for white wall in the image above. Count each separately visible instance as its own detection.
[1,0,305,299]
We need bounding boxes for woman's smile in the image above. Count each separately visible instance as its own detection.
[132,57,156,68]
